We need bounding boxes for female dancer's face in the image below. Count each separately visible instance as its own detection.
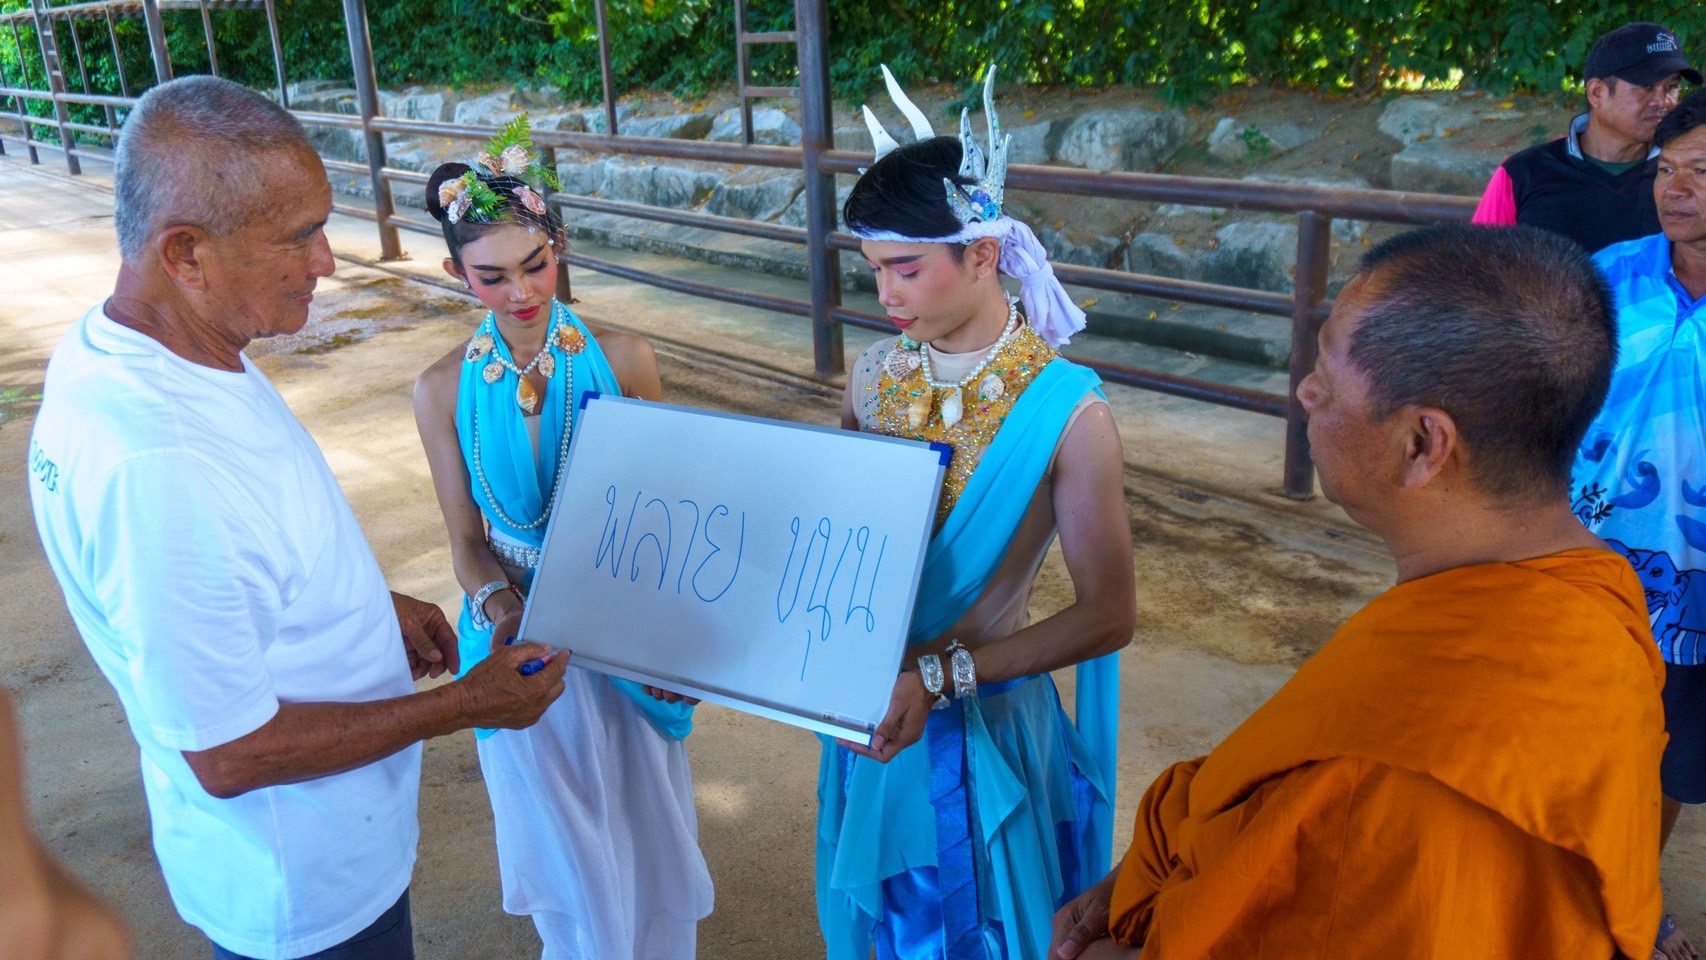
[444,224,559,330]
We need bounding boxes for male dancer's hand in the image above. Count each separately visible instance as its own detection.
[840,671,931,763]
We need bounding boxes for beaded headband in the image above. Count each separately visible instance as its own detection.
[436,114,562,225]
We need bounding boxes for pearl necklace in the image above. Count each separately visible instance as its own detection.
[919,295,1020,389]
[488,324,554,378]
[469,301,576,532]
[912,296,1020,429]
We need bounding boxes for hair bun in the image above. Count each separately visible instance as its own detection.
[425,162,473,223]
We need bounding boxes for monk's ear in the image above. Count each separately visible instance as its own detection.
[1400,406,1457,490]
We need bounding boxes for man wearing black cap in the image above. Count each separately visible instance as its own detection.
[1473,21,1699,253]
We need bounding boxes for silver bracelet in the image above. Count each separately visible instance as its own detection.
[947,640,978,700]
[469,580,511,631]
[917,654,950,710]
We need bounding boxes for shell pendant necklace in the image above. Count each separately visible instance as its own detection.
[902,295,1020,431]
[465,299,589,532]
[464,302,574,415]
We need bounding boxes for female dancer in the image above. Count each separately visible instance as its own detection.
[412,117,711,960]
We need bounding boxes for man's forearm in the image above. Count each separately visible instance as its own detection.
[184,684,468,799]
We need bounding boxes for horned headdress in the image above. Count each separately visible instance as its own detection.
[855,65,1085,347]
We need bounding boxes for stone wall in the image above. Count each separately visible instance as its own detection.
[295,79,1538,355]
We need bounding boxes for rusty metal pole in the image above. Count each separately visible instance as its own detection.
[139,0,171,84]
[6,20,38,163]
[65,17,115,137]
[795,0,842,375]
[341,0,401,260]
[1282,210,1331,499]
[262,0,288,107]
[29,2,81,174]
[733,0,753,145]
[0,29,9,157]
[0,20,15,158]
[538,144,573,303]
[197,0,219,77]
[593,0,617,136]
[104,8,129,99]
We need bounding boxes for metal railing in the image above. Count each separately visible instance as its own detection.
[0,0,1480,498]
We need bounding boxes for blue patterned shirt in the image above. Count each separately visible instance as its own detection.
[1573,233,1706,664]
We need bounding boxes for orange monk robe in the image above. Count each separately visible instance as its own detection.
[1108,549,1666,959]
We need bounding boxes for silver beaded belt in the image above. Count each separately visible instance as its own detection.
[486,535,541,570]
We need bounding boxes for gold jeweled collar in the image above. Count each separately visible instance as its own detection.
[873,324,1057,526]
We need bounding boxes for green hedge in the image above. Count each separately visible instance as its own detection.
[4,0,1706,119]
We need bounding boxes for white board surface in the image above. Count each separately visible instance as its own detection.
[518,394,947,742]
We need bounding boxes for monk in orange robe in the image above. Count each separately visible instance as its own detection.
[1051,223,1667,959]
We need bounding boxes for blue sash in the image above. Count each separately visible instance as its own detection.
[816,358,1117,959]
[454,303,693,741]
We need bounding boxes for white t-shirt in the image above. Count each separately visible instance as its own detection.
[28,305,421,959]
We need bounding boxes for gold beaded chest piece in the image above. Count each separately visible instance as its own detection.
[874,324,1057,525]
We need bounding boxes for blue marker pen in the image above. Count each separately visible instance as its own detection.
[502,635,549,676]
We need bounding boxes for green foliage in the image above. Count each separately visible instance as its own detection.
[0,384,41,428]
[839,0,1706,104]
[478,113,564,190]
[2,0,1704,121]
[1239,125,1273,161]
[489,112,535,153]
[462,172,505,220]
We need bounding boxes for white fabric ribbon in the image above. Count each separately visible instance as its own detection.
[850,216,1086,347]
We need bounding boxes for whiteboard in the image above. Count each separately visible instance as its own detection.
[517,394,948,743]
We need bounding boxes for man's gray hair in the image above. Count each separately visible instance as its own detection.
[113,75,311,263]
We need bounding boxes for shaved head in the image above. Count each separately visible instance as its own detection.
[1349,224,1617,502]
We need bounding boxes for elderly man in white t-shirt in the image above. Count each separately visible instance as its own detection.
[26,76,569,960]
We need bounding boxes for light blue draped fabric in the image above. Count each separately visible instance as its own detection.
[816,358,1117,959]
[454,302,693,741]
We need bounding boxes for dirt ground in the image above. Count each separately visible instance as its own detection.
[3,150,1703,958]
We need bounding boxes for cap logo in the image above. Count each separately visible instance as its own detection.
[1649,31,1679,53]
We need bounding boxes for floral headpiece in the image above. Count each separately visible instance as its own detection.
[436,114,563,225]
[861,64,1009,226]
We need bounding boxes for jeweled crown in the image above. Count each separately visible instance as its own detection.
[860,64,1010,227]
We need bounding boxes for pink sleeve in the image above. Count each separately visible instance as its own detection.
[1471,166,1517,225]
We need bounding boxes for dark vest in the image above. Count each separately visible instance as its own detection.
[1504,139,1660,253]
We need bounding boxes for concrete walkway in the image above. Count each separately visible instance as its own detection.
[1,153,1699,957]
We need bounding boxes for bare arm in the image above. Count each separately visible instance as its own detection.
[181,642,565,799]
[411,352,526,634]
[589,327,664,402]
[0,693,131,959]
[955,403,1135,679]
[849,403,1136,762]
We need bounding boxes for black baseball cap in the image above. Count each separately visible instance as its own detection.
[1586,23,1702,85]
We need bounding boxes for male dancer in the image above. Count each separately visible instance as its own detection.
[817,66,1137,959]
